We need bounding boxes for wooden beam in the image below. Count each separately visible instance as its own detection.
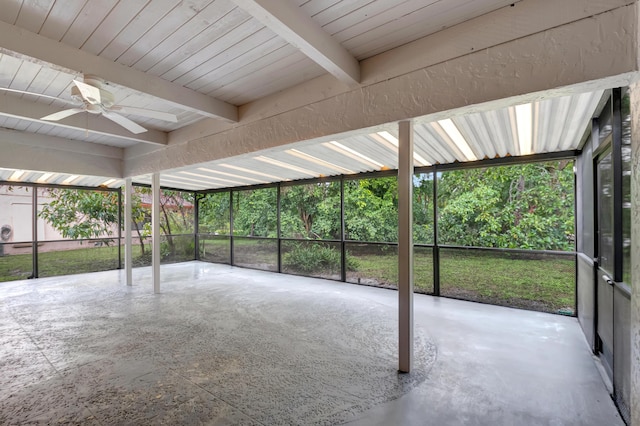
[0,20,238,122]
[127,2,638,176]
[0,128,123,177]
[232,0,360,88]
[0,94,167,146]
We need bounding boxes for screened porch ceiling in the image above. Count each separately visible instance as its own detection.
[0,89,603,191]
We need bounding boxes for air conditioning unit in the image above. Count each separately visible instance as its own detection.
[0,224,11,257]
[0,224,11,242]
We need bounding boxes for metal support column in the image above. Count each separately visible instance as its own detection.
[124,178,133,286]
[229,190,234,266]
[151,173,161,293]
[31,188,38,278]
[277,183,282,273]
[433,167,440,296]
[627,82,640,426]
[340,176,346,282]
[117,188,122,269]
[194,192,200,261]
[398,120,414,373]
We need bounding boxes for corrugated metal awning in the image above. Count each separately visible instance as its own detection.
[1,90,604,191]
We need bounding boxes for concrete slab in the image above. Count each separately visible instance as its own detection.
[0,261,624,425]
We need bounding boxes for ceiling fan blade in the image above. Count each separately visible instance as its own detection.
[73,80,102,105]
[111,105,178,123]
[0,87,78,105]
[102,111,147,134]
[41,108,85,121]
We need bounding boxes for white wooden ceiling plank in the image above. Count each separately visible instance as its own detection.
[2,117,21,129]
[232,0,360,86]
[0,0,24,25]
[327,0,435,41]
[100,0,182,61]
[60,0,118,48]
[212,46,310,100]
[25,120,45,133]
[194,36,287,93]
[145,9,249,77]
[117,0,214,67]
[207,44,298,98]
[39,71,72,96]
[0,22,238,121]
[14,0,54,33]
[311,0,379,28]
[12,118,31,131]
[348,0,513,59]
[161,17,264,84]
[299,0,343,17]
[82,0,149,55]
[0,54,23,87]
[134,1,238,73]
[22,65,66,104]
[39,0,87,41]
[181,27,277,89]
[224,56,324,104]
[9,61,41,91]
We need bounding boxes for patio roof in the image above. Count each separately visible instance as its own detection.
[0,89,604,191]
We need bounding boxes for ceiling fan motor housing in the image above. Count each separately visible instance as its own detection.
[71,85,115,108]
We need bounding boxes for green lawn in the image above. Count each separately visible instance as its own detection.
[0,241,184,281]
[1,240,575,315]
[349,249,575,314]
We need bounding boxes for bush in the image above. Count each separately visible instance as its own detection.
[283,243,359,274]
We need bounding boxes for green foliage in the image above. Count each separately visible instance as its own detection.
[283,243,358,273]
[413,173,434,244]
[344,177,398,242]
[280,182,340,239]
[437,161,575,250]
[232,188,277,237]
[38,189,119,241]
[198,192,230,234]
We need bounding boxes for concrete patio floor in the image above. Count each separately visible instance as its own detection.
[0,261,624,425]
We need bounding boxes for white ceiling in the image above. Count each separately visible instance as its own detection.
[0,0,617,191]
[0,89,604,191]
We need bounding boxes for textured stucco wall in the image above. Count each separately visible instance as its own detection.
[631,80,640,426]
[125,2,639,176]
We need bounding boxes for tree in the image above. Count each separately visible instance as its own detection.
[344,177,398,242]
[39,189,120,241]
[280,182,340,239]
[437,161,575,250]
[232,188,277,237]
[38,186,195,257]
[198,192,231,234]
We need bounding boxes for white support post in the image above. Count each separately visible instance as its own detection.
[398,120,414,373]
[152,173,161,294]
[124,177,133,286]
[629,82,640,426]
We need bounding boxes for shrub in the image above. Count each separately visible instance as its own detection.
[283,243,359,274]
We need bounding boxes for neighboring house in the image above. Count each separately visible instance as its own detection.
[0,186,117,255]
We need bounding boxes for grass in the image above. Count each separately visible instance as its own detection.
[349,249,575,314]
[1,239,576,315]
[0,241,189,281]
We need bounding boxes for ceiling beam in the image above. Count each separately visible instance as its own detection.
[0,129,123,178]
[0,21,238,123]
[233,0,360,88]
[0,94,167,145]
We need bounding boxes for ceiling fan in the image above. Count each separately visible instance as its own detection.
[0,75,177,134]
